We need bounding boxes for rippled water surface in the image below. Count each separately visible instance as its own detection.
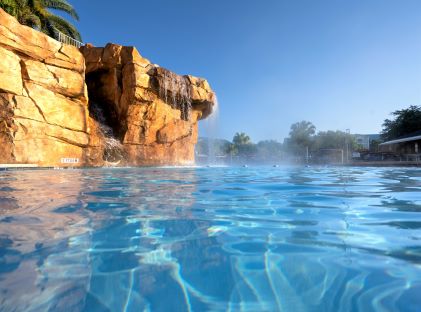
[0,166,420,312]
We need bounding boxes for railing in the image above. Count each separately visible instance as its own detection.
[54,28,83,48]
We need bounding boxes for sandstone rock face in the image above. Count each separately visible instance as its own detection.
[0,9,215,167]
[80,43,215,166]
[0,8,97,167]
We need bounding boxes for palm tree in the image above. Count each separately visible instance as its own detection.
[0,0,81,41]
[1,0,39,28]
[233,132,251,146]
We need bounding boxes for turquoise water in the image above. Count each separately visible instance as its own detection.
[0,166,420,312]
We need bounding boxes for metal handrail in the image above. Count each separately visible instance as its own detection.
[54,28,83,48]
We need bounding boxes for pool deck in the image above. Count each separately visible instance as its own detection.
[0,162,420,170]
[0,164,46,171]
[349,161,421,167]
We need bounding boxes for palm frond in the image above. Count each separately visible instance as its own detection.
[1,0,82,42]
[0,0,19,16]
[47,13,81,41]
[31,0,49,18]
[22,11,41,28]
[41,0,78,20]
[0,0,17,7]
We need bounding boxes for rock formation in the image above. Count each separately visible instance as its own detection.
[0,8,91,167]
[0,8,215,167]
[81,44,215,166]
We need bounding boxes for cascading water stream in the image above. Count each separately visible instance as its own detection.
[89,102,125,165]
[157,69,193,121]
[203,95,219,166]
[155,67,220,165]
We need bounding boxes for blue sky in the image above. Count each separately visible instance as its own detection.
[69,0,421,142]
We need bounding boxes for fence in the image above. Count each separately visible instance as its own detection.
[54,28,83,48]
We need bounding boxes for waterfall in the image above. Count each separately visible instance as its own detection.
[204,95,220,165]
[157,69,192,120]
[89,102,125,165]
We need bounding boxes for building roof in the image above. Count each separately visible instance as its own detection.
[355,134,380,139]
[380,130,421,146]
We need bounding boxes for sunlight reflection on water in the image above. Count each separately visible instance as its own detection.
[0,166,420,311]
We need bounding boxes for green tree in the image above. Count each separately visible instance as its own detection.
[233,132,251,145]
[314,130,357,150]
[231,132,257,158]
[0,0,81,41]
[287,121,316,154]
[1,0,39,28]
[381,105,421,141]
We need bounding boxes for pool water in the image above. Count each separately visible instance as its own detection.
[0,166,420,312]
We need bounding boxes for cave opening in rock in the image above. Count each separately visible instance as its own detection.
[86,69,126,163]
[86,69,123,137]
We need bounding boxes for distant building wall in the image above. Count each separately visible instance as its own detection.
[354,134,380,150]
[355,135,370,150]
[380,140,421,154]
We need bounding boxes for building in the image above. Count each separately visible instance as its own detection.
[354,134,380,150]
[379,130,421,157]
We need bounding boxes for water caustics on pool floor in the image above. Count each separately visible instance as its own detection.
[0,166,420,311]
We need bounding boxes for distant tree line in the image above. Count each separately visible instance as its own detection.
[196,125,357,164]
[196,104,421,163]
[196,134,284,163]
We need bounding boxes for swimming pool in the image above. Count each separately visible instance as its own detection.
[0,166,420,311]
